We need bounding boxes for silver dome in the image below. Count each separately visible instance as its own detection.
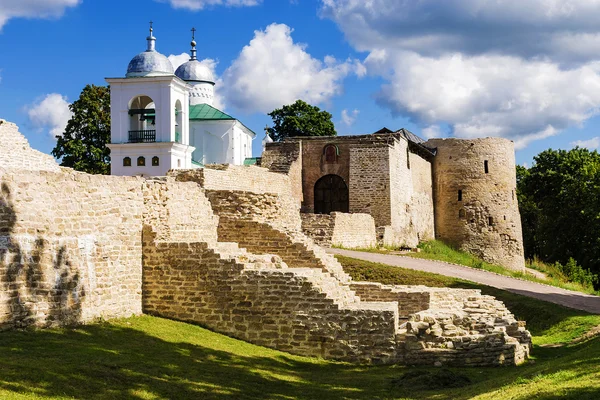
[175,60,215,83]
[126,50,174,78]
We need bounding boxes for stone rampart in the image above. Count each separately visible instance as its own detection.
[0,169,144,329]
[301,212,377,249]
[0,121,531,367]
[0,120,61,172]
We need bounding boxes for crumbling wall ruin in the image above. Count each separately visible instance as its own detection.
[301,212,377,249]
[0,121,531,366]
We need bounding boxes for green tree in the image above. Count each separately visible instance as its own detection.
[266,100,336,142]
[52,84,111,174]
[518,148,600,279]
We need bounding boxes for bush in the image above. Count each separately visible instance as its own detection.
[555,258,599,289]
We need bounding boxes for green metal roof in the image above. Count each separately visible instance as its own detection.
[189,104,235,120]
[189,103,256,137]
[243,157,260,166]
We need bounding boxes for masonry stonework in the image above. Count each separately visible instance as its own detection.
[426,138,525,271]
[0,121,531,366]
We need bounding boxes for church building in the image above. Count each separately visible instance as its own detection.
[107,25,255,177]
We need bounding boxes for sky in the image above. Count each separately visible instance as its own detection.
[3,0,600,166]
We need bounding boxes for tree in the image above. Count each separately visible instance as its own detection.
[266,100,336,142]
[517,148,600,279]
[52,84,111,174]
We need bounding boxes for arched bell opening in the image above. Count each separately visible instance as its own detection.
[128,95,156,143]
[175,99,183,143]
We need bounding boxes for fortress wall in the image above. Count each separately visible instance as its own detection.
[301,214,335,246]
[0,169,144,329]
[301,212,377,249]
[409,153,435,242]
[330,213,377,248]
[143,178,219,243]
[172,166,301,232]
[261,141,304,203]
[142,238,402,363]
[426,138,525,271]
[0,120,61,172]
[349,144,392,226]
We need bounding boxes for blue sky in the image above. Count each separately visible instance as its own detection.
[3,0,600,166]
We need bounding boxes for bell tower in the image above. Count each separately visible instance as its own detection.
[106,23,195,177]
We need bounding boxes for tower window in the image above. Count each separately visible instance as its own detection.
[406,147,411,169]
[484,160,489,174]
[137,156,145,167]
[488,216,494,226]
[123,157,131,167]
[177,159,181,168]
[152,156,159,166]
[458,190,463,201]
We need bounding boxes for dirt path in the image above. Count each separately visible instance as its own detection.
[328,248,600,314]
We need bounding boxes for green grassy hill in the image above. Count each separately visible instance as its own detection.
[0,257,598,399]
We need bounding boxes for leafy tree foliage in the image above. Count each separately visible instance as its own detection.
[52,84,110,174]
[266,100,336,142]
[517,148,600,282]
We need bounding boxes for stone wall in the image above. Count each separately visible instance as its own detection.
[0,120,61,172]
[426,138,525,271]
[301,212,377,249]
[256,141,304,203]
[0,169,144,329]
[385,139,435,247]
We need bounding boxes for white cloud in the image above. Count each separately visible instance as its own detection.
[28,94,72,138]
[221,23,364,113]
[321,0,600,65]
[0,0,80,30]
[421,125,442,139]
[571,137,600,149]
[368,51,600,146]
[341,109,359,126]
[321,0,600,148]
[160,0,261,11]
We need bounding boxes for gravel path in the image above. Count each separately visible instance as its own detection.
[328,248,600,314]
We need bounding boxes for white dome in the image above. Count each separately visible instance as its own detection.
[127,51,174,78]
[175,59,215,83]
[126,27,174,78]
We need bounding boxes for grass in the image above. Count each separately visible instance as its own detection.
[353,240,599,295]
[0,258,599,399]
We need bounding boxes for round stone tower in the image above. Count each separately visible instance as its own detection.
[425,137,525,271]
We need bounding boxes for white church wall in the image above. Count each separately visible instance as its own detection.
[189,120,255,165]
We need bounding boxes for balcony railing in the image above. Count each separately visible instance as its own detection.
[128,130,156,143]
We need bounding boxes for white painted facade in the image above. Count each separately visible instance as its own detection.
[190,120,254,165]
[106,75,195,177]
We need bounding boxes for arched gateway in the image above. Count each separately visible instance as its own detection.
[314,174,349,214]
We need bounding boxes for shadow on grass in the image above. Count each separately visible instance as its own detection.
[0,318,599,400]
[0,321,390,400]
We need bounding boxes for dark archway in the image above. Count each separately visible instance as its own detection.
[314,174,349,214]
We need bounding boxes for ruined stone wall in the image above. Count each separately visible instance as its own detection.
[260,141,303,203]
[301,214,335,246]
[0,120,61,172]
[426,138,525,271]
[173,166,301,232]
[0,169,144,329]
[142,177,218,244]
[301,212,377,249]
